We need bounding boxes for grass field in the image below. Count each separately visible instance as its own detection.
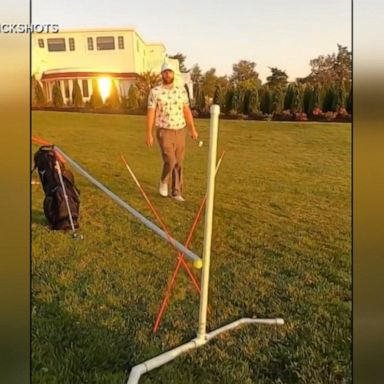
[32,111,351,383]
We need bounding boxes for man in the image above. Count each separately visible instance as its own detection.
[146,62,198,202]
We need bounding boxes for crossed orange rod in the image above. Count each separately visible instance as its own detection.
[120,151,225,332]
[153,150,225,333]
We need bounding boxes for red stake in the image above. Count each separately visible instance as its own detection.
[32,135,66,164]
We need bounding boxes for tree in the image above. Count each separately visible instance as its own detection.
[190,64,202,99]
[266,67,289,89]
[168,53,188,72]
[260,86,272,114]
[106,80,120,109]
[32,75,45,107]
[190,64,202,84]
[89,79,103,108]
[308,54,337,86]
[231,60,259,83]
[127,83,139,110]
[284,83,295,111]
[322,86,338,112]
[239,87,248,114]
[224,88,234,113]
[303,84,313,115]
[335,80,346,109]
[312,84,322,110]
[72,79,84,107]
[213,85,223,107]
[290,84,303,113]
[306,44,352,89]
[201,68,218,98]
[52,83,64,107]
[216,76,230,94]
[231,86,241,113]
[242,90,251,114]
[136,71,161,109]
[271,86,284,114]
[231,60,262,93]
[346,88,352,114]
[334,44,352,86]
[248,88,260,113]
[196,88,206,112]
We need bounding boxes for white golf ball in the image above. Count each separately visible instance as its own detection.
[198,141,203,147]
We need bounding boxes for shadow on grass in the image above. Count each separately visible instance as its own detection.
[32,266,199,383]
[32,293,152,383]
[32,208,48,226]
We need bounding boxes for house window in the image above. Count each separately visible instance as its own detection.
[69,38,75,51]
[87,37,94,50]
[64,80,70,98]
[96,36,115,50]
[47,38,66,52]
[82,80,89,97]
[38,39,44,48]
[118,36,124,49]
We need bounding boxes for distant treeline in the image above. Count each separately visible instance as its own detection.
[32,45,351,122]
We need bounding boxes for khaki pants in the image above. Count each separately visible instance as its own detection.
[156,127,186,196]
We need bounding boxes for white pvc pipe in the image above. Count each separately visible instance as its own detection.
[126,317,284,384]
[127,338,206,384]
[197,104,220,340]
[54,147,201,264]
[206,317,284,340]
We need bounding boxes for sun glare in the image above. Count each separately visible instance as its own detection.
[98,77,111,101]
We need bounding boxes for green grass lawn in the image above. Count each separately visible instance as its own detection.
[32,111,351,383]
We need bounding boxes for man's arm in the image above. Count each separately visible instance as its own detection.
[146,107,156,146]
[183,105,198,140]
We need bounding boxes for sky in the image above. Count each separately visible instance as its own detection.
[32,0,352,82]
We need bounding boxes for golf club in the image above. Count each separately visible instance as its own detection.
[55,160,83,239]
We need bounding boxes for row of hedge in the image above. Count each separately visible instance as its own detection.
[32,105,351,122]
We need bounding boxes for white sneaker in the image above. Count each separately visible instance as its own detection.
[159,181,168,197]
[172,194,185,202]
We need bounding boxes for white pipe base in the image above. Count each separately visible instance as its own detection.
[126,317,284,384]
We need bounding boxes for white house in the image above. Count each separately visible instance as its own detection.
[32,27,193,104]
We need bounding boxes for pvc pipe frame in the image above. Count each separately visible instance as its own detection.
[127,106,285,383]
[127,317,284,384]
[54,147,201,264]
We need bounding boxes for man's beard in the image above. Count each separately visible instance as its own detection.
[162,76,174,85]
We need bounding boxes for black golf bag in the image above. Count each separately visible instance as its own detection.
[33,145,80,230]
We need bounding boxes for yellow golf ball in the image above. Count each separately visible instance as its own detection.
[193,259,203,269]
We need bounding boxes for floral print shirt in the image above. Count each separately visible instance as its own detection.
[147,84,189,129]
